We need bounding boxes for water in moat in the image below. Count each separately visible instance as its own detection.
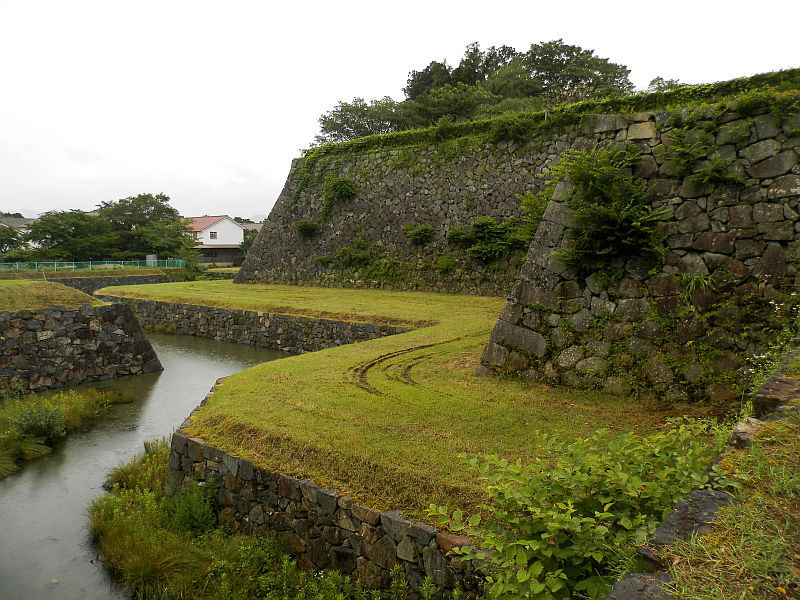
[0,332,286,600]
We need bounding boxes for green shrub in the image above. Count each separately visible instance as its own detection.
[323,175,356,203]
[517,190,549,241]
[403,223,434,245]
[10,400,66,446]
[431,419,720,600]
[489,113,532,144]
[447,216,528,264]
[315,235,377,270]
[551,145,668,282]
[293,219,319,238]
[434,254,457,274]
[158,477,218,534]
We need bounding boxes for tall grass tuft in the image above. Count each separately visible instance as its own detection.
[0,388,129,480]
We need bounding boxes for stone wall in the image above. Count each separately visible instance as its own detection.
[100,297,413,354]
[236,136,563,295]
[170,393,477,593]
[478,104,800,401]
[49,274,173,295]
[0,303,162,393]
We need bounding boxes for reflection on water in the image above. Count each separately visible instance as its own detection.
[0,332,286,600]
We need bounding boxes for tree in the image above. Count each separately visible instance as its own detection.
[451,42,517,86]
[26,211,117,261]
[647,76,683,93]
[233,216,255,224]
[403,60,453,100]
[97,193,194,259]
[516,40,633,107]
[0,225,23,254]
[235,228,258,266]
[314,97,407,144]
[405,83,502,125]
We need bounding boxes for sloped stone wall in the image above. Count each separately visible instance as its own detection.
[49,274,172,294]
[238,118,684,294]
[0,303,162,393]
[100,297,413,354]
[478,105,800,401]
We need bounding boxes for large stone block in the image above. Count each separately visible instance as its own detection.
[692,232,736,254]
[746,150,797,179]
[489,320,547,356]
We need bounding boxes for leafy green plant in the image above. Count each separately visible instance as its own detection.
[688,154,746,186]
[320,175,357,222]
[431,420,718,599]
[551,146,668,282]
[490,113,532,144]
[434,254,457,274]
[294,218,319,238]
[158,476,218,534]
[447,216,528,264]
[315,234,377,270]
[9,400,66,446]
[516,190,549,241]
[403,223,434,246]
[675,272,715,304]
[432,114,458,141]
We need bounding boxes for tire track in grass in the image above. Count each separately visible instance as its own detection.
[348,333,488,396]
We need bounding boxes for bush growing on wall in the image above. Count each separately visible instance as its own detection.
[294,219,320,238]
[447,216,528,264]
[403,223,434,245]
[551,145,668,282]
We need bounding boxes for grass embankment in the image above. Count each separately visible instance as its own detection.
[666,414,800,599]
[100,280,718,519]
[0,279,105,312]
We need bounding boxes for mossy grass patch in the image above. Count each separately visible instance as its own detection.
[665,415,800,599]
[101,281,720,518]
[0,280,105,312]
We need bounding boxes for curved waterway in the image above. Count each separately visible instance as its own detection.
[0,332,286,600]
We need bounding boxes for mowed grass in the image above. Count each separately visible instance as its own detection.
[0,280,105,312]
[100,280,715,519]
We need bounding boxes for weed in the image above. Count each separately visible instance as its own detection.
[403,223,435,246]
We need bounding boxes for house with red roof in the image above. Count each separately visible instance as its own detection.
[185,215,251,264]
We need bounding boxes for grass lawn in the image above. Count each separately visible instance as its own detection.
[0,280,105,312]
[99,280,718,519]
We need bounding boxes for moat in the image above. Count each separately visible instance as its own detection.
[0,332,285,600]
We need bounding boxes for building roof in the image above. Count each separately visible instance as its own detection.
[0,217,36,230]
[241,222,262,231]
[184,215,233,233]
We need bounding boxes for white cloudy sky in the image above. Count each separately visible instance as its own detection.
[1,1,797,220]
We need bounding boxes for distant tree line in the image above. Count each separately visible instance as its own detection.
[0,193,198,263]
[314,39,680,145]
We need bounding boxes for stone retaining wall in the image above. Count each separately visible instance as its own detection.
[50,274,173,295]
[100,297,413,354]
[0,303,162,393]
[170,394,477,593]
[478,103,800,402]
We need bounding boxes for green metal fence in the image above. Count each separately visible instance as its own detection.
[0,259,185,273]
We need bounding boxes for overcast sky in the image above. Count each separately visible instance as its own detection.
[1,1,797,221]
